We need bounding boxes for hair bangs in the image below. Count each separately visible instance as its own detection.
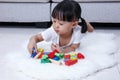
[52,8,64,21]
[52,0,80,22]
[52,8,77,22]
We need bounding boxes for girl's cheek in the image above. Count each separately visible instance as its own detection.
[52,23,55,27]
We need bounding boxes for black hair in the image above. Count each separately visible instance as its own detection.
[52,0,87,33]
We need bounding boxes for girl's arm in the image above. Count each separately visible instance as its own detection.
[86,21,94,32]
[27,34,44,54]
[51,43,80,53]
[62,44,80,53]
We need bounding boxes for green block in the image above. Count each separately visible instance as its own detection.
[41,59,50,63]
[41,55,48,59]
[55,53,64,59]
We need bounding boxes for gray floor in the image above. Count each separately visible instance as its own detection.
[0,27,120,80]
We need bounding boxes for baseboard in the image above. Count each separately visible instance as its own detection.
[0,22,120,29]
[0,22,52,28]
[90,22,120,29]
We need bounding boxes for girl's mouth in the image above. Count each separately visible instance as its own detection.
[55,29,59,33]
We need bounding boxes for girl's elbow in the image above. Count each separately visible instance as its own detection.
[89,28,94,32]
[88,26,94,32]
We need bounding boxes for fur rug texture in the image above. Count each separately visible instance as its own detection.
[4,32,118,80]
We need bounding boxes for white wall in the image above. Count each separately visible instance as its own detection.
[0,3,50,22]
[0,1,120,22]
[52,2,120,23]
[80,3,120,23]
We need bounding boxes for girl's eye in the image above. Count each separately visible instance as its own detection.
[59,22,64,25]
[53,20,56,23]
[59,23,63,25]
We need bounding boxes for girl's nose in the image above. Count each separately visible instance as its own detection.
[55,22,59,28]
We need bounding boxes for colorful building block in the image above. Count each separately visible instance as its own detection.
[64,54,70,59]
[31,52,37,58]
[70,53,77,60]
[53,56,60,61]
[77,53,85,59]
[37,48,44,52]
[31,48,37,58]
[49,59,62,65]
[44,52,50,55]
[55,53,64,59]
[34,52,43,59]
[41,55,50,63]
[48,49,59,59]
[34,48,44,59]
[41,59,50,63]
[65,60,78,66]
[64,54,70,62]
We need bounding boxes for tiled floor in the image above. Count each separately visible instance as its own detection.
[0,27,120,80]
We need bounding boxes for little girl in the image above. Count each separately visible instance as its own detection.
[28,0,94,53]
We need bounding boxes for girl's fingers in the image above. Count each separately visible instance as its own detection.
[51,44,59,51]
[27,43,37,54]
[34,45,38,52]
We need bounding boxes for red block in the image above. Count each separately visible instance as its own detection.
[48,52,55,59]
[65,60,78,66]
[64,54,70,59]
[37,52,44,59]
[53,49,59,53]
[48,49,59,59]
[77,53,85,59]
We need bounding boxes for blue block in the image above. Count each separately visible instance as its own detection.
[64,58,70,62]
[31,52,37,58]
[53,56,60,61]
[31,47,37,58]
[44,52,50,55]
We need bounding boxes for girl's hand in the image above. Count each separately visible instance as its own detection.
[27,34,44,54]
[51,44,56,51]
[27,37,38,54]
[28,42,37,54]
[51,44,61,52]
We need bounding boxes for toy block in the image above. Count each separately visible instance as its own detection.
[37,48,44,52]
[55,53,64,59]
[34,52,43,59]
[34,48,44,59]
[64,58,70,62]
[49,59,62,65]
[53,49,59,53]
[53,56,60,61]
[65,60,78,66]
[31,48,37,58]
[64,54,70,62]
[77,53,85,59]
[64,54,70,59]
[41,55,50,63]
[70,53,77,60]
[44,52,50,55]
[48,52,55,59]
[41,55,48,59]
[31,52,37,58]
[41,59,50,63]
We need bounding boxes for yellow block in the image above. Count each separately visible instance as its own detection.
[38,48,44,52]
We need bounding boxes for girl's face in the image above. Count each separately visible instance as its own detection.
[52,18,77,35]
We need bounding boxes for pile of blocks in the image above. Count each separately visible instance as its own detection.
[31,48,85,66]
[64,52,85,66]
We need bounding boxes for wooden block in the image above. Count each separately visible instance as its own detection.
[49,59,62,65]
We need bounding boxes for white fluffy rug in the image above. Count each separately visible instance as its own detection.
[4,32,118,80]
